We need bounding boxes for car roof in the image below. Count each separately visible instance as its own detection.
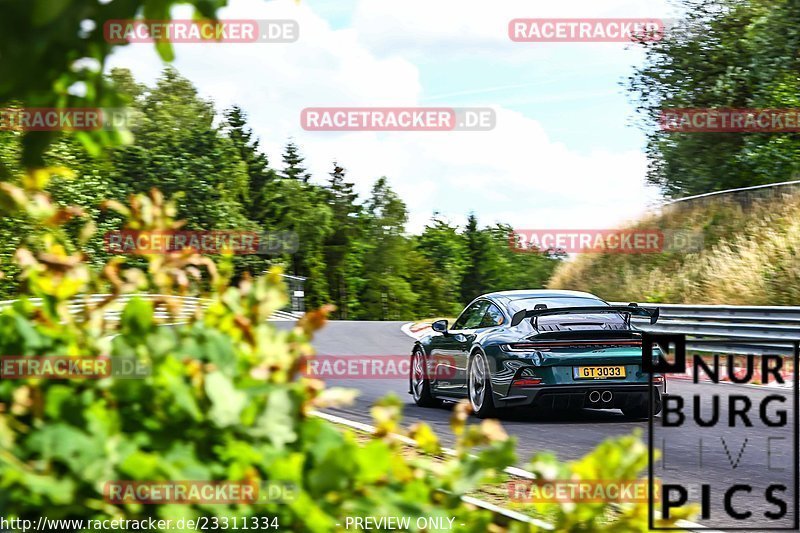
[482,289,601,301]
[478,290,607,314]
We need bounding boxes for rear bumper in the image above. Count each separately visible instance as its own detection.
[496,383,663,410]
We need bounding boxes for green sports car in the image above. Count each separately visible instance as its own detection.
[409,290,665,419]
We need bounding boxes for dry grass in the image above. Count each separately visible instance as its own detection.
[549,192,800,304]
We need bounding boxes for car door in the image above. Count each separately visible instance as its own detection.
[434,299,491,395]
[428,303,476,395]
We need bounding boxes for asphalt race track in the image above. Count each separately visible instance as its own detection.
[281,320,798,530]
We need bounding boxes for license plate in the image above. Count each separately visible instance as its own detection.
[573,366,626,379]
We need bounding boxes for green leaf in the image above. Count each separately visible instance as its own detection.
[254,389,297,449]
[32,0,71,27]
[205,371,247,427]
[154,40,176,62]
[354,440,393,484]
[120,450,162,479]
[121,297,154,338]
[43,385,73,419]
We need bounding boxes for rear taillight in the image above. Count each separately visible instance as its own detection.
[503,340,641,351]
[653,375,664,384]
[512,377,542,387]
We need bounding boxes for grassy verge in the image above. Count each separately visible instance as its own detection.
[549,192,800,304]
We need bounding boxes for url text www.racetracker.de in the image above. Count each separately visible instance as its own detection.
[0,516,281,532]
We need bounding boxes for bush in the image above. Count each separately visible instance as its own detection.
[0,184,516,531]
[0,178,691,531]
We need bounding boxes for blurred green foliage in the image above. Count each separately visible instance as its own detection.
[0,185,516,530]
[0,0,230,169]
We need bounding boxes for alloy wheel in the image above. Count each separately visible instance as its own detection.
[411,351,425,401]
[469,353,487,412]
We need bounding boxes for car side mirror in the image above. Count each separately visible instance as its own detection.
[431,319,448,333]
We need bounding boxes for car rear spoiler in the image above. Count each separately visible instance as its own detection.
[509,303,659,327]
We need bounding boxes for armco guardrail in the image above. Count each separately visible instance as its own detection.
[0,294,207,323]
[0,294,302,323]
[658,178,800,213]
[3,295,795,353]
[613,302,800,355]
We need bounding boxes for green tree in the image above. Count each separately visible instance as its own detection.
[323,162,361,318]
[224,105,278,223]
[629,0,800,197]
[414,214,466,313]
[263,141,334,309]
[406,249,459,317]
[267,145,333,308]
[280,141,311,182]
[357,177,416,319]
[460,213,493,303]
[109,68,252,230]
[485,223,561,291]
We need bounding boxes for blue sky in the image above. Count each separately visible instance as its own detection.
[417,56,644,152]
[108,0,682,233]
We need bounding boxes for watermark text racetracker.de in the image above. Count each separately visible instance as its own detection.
[661,108,800,133]
[299,355,457,380]
[0,356,150,379]
[301,107,495,131]
[104,19,298,43]
[509,18,665,42]
[508,479,659,503]
[0,108,134,131]
[103,480,295,504]
[509,229,704,254]
[104,230,298,255]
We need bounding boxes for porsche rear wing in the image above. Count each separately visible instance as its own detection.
[509,303,659,327]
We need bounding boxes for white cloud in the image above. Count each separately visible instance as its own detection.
[352,0,679,60]
[106,0,662,235]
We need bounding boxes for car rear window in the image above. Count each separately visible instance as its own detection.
[510,297,607,310]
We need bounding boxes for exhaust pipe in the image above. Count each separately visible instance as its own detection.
[588,390,601,403]
[601,390,613,403]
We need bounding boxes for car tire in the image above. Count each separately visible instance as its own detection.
[468,350,497,418]
[411,348,440,407]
